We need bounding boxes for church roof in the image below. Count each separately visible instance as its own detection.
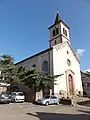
[15,48,52,65]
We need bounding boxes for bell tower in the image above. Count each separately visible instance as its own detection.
[48,12,70,48]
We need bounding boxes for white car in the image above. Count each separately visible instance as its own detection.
[11,92,25,103]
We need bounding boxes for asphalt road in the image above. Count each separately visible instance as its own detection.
[0,102,90,120]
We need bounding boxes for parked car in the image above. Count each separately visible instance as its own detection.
[11,92,25,103]
[0,92,11,104]
[36,95,60,106]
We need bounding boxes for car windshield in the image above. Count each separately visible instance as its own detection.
[1,93,9,97]
[44,95,50,99]
[18,93,24,96]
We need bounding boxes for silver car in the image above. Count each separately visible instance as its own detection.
[0,92,11,104]
[36,95,60,106]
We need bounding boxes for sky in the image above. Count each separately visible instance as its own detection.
[0,0,90,71]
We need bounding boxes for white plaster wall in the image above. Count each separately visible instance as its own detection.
[52,42,68,94]
[52,42,83,96]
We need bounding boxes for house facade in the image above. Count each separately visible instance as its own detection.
[16,12,83,101]
[0,71,10,94]
[81,71,90,97]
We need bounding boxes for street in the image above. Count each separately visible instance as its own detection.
[0,102,90,120]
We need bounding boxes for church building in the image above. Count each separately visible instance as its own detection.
[16,12,83,100]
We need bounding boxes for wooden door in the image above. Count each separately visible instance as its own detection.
[68,74,74,95]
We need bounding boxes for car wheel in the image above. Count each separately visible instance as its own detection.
[7,101,10,104]
[14,98,17,103]
[21,100,24,103]
[45,102,49,106]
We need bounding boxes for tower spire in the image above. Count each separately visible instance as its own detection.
[54,11,61,24]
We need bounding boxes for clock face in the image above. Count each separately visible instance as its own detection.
[67,59,71,66]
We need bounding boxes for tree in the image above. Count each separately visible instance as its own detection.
[20,69,64,92]
[0,54,64,95]
[0,55,26,92]
[0,54,14,65]
[0,55,15,82]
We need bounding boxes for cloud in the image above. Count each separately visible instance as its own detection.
[76,49,85,57]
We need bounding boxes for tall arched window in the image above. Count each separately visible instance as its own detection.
[53,29,55,37]
[42,60,48,72]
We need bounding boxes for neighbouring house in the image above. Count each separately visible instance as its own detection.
[81,71,90,97]
[0,82,10,94]
[15,12,83,102]
[0,71,10,94]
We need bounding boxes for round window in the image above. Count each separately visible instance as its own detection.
[67,59,71,66]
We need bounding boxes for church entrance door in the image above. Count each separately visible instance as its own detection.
[68,74,74,95]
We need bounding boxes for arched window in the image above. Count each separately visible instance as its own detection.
[65,30,67,36]
[53,29,55,37]
[42,60,48,72]
[52,28,59,37]
[32,64,36,68]
[56,28,59,35]
[63,28,65,34]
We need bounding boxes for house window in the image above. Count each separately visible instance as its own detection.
[67,59,71,66]
[63,28,67,36]
[42,60,48,72]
